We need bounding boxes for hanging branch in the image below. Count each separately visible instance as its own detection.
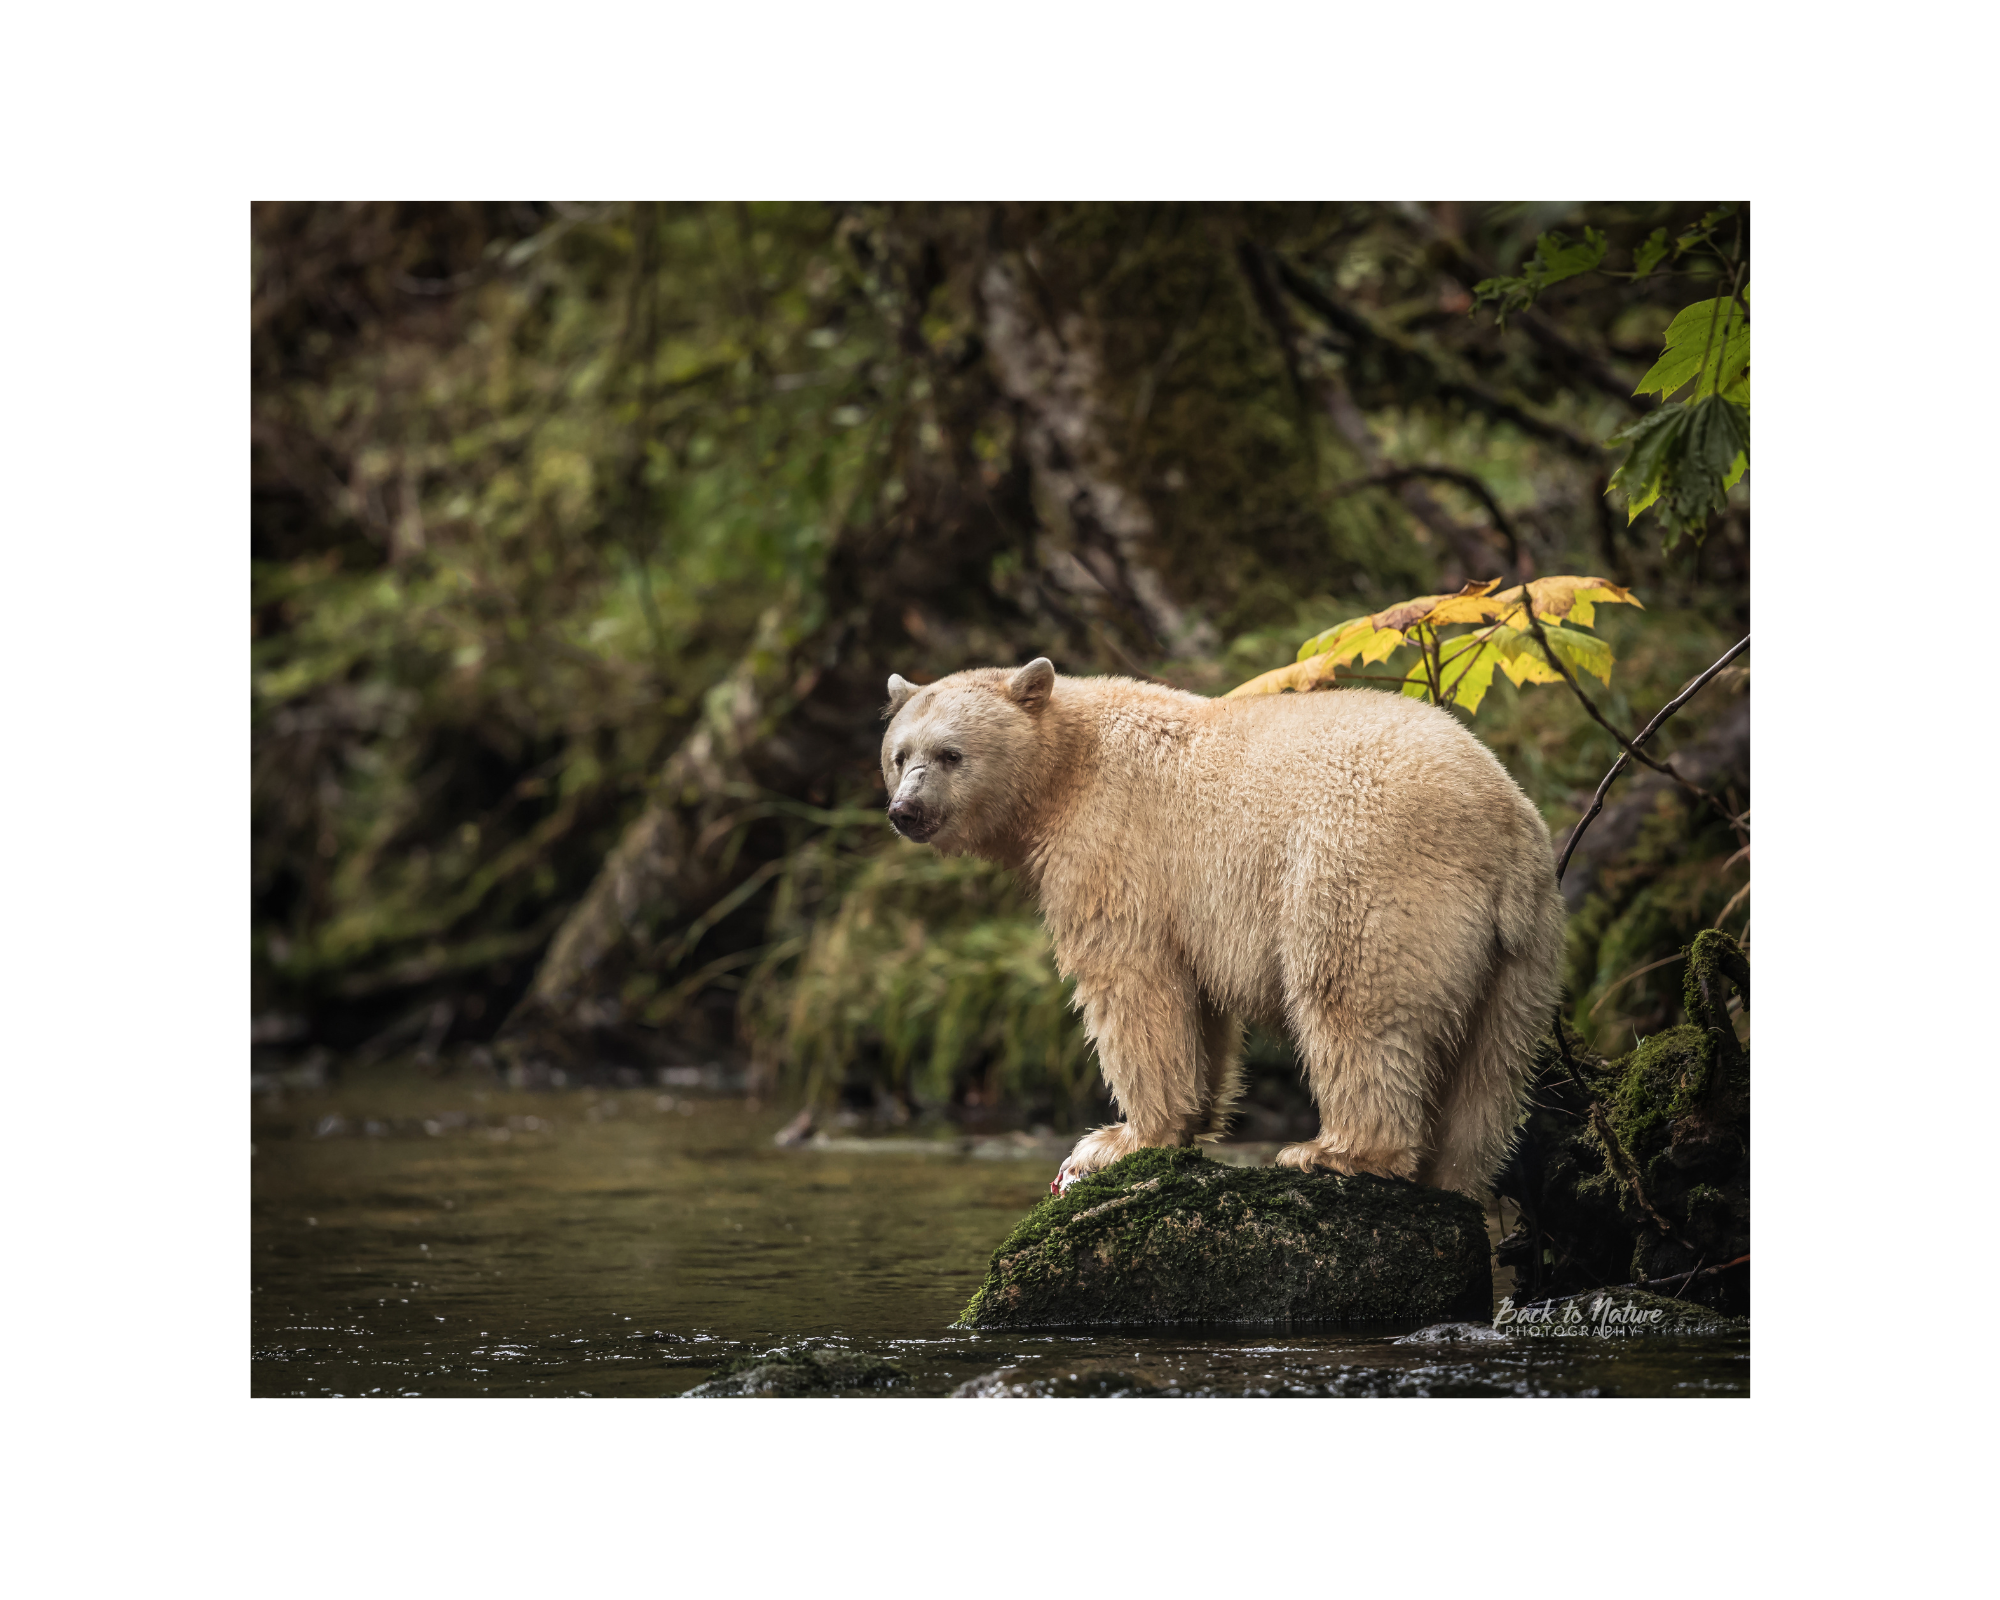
[1519,589,1745,839]
[1588,1103,1676,1236]
[1555,635,1751,886]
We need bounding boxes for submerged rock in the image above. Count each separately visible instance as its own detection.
[681,1345,907,1397]
[1395,1321,1512,1345]
[953,1367,1165,1398]
[958,1146,1492,1328]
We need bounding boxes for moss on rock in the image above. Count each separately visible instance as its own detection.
[958,1146,1492,1328]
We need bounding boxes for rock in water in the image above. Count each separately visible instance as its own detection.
[681,1346,907,1397]
[957,1147,1493,1328]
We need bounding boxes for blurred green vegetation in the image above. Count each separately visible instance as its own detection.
[253,202,1748,1114]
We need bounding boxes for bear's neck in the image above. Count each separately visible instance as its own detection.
[986,676,1204,887]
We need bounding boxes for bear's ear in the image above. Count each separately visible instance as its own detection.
[885,674,917,718]
[1006,657,1055,711]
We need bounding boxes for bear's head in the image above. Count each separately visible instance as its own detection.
[880,657,1056,855]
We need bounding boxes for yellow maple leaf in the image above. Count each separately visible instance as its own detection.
[1428,576,1642,630]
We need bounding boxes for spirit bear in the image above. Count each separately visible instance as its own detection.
[881,658,1566,1199]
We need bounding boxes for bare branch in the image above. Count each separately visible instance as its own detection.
[1269,253,1601,460]
[1588,952,1687,1019]
[1588,1102,1675,1236]
[1518,591,1746,838]
[1555,636,1751,887]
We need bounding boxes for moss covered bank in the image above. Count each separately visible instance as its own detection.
[958,1146,1492,1328]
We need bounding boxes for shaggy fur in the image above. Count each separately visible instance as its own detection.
[881,659,1566,1198]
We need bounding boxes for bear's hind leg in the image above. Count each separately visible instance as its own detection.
[1196,998,1244,1141]
[1275,1008,1434,1182]
[1417,942,1551,1197]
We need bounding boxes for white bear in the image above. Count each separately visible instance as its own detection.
[882,659,1565,1198]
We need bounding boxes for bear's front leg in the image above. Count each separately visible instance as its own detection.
[1049,962,1207,1196]
[1051,1123,1146,1195]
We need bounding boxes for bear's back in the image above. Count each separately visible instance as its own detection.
[1189,686,1526,811]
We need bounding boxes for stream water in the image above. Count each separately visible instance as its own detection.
[251,1076,1748,1398]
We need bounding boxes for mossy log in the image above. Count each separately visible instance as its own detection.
[958,1147,1493,1328]
[1497,930,1750,1311]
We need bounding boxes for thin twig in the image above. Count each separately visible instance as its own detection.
[1503,1253,1749,1316]
[1519,592,1744,836]
[1588,952,1686,1018]
[1631,1254,1749,1295]
[1661,1255,1706,1305]
[1588,1102,1675,1236]
[1442,620,1508,705]
[1712,881,1751,928]
[1555,635,1751,887]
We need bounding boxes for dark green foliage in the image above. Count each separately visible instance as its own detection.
[1471,227,1609,324]
[959,1147,1493,1328]
[1471,207,1748,552]
[1606,396,1750,550]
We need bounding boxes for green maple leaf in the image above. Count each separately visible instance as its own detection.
[1634,290,1749,402]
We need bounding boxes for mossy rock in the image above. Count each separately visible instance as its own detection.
[958,1146,1492,1328]
[681,1346,907,1398]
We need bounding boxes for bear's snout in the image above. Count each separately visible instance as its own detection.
[887,796,939,843]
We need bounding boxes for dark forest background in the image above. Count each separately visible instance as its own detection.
[251,201,1749,1130]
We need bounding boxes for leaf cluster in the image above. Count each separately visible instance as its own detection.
[1469,227,1608,325]
[1469,207,1749,552]
[1226,574,1642,716]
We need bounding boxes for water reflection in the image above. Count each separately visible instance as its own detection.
[252,1082,1746,1398]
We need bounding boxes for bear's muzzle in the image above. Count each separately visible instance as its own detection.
[887,797,940,843]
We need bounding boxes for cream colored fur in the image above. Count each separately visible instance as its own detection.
[880,659,1565,1199]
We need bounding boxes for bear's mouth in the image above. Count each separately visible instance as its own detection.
[888,806,942,844]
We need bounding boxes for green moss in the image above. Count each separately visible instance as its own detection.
[1605,1025,1709,1166]
[1684,928,1751,1027]
[959,1147,1492,1328]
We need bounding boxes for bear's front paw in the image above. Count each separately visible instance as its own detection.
[1049,1124,1142,1196]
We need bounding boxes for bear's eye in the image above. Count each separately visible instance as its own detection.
[893,750,905,767]
[940,749,963,766]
